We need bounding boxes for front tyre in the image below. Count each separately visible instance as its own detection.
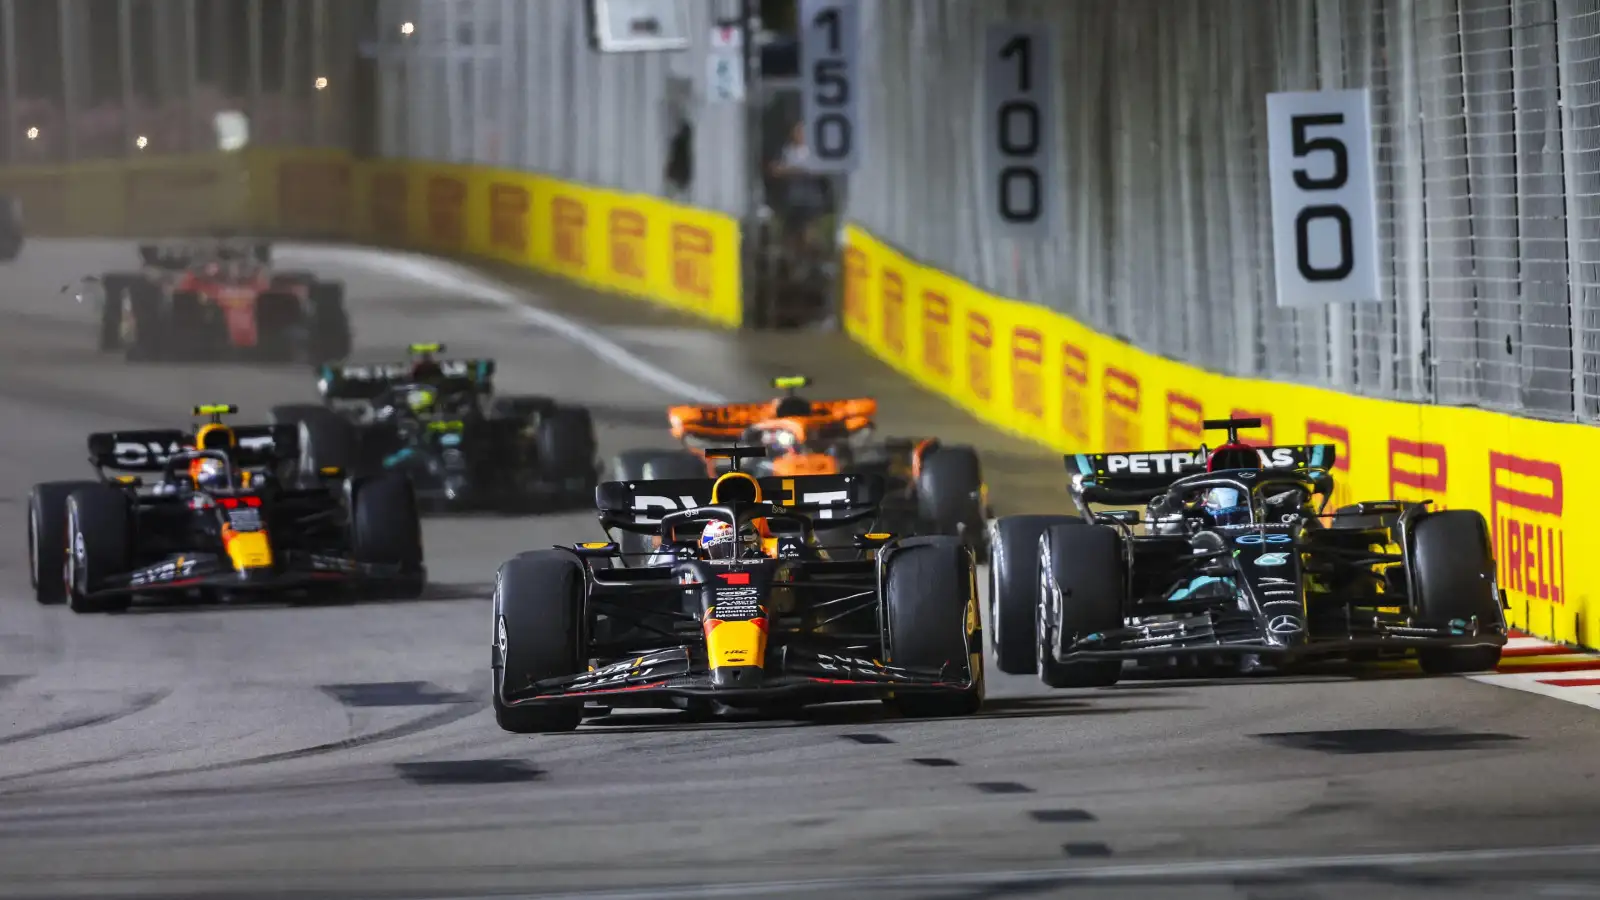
[882,536,984,718]
[1038,524,1124,688]
[28,481,100,604]
[1411,510,1506,674]
[351,472,426,599]
[989,514,1084,675]
[492,550,585,733]
[65,486,133,614]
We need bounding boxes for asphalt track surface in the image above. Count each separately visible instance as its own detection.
[3,240,1600,900]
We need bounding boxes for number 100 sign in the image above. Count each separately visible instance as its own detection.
[1265,89,1381,307]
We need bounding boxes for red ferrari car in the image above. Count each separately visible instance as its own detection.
[97,241,351,364]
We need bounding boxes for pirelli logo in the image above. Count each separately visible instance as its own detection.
[551,197,587,269]
[1166,391,1204,447]
[670,224,714,299]
[1010,328,1043,419]
[881,269,905,356]
[426,176,466,247]
[488,183,530,255]
[1060,342,1089,444]
[1229,409,1275,445]
[967,312,993,402]
[1102,367,1141,452]
[608,208,648,281]
[369,172,409,242]
[843,248,870,329]
[1387,438,1447,507]
[1489,452,1565,606]
[1305,419,1352,511]
[922,291,951,380]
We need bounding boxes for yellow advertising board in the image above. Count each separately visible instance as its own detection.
[844,224,1591,649]
[0,150,743,327]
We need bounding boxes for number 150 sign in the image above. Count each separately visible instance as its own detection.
[1266,89,1381,307]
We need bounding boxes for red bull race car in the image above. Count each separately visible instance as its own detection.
[92,240,351,363]
[27,405,424,613]
[490,447,984,732]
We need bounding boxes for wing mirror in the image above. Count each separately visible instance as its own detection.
[1095,510,1141,526]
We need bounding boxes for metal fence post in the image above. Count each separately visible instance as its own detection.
[59,0,78,161]
[1,0,16,165]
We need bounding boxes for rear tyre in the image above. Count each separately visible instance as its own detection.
[307,281,351,362]
[535,407,598,485]
[64,486,133,614]
[1411,510,1506,674]
[988,514,1084,675]
[1038,524,1124,688]
[29,481,100,605]
[123,281,167,361]
[916,445,988,561]
[882,536,984,717]
[289,406,364,477]
[254,291,302,362]
[351,472,426,599]
[492,550,585,733]
[97,274,132,352]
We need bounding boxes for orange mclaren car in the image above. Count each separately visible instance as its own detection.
[642,375,993,560]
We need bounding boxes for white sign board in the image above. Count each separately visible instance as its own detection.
[983,23,1056,238]
[1266,89,1381,307]
[797,0,861,172]
[707,26,745,103]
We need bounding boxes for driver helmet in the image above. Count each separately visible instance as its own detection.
[1200,486,1250,527]
[189,457,229,492]
[411,353,444,381]
[406,386,437,416]
[700,520,760,560]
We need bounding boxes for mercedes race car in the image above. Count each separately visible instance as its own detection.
[26,404,425,613]
[270,344,599,512]
[89,239,351,363]
[988,418,1508,687]
[612,375,990,561]
[490,447,984,732]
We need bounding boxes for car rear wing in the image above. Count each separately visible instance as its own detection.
[595,472,886,530]
[88,425,298,471]
[317,359,495,400]
[1066,443,1337,503]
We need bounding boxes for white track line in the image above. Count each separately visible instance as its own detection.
[276,243,730,405]
[419,843,1600,899]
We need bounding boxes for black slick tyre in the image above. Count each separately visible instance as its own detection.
[1410,510,1506,674]
[492,550,585,733]
[351,472,426,598]
[123,280,167,361]
[307,281,351,362]
[989,514,1083,675]
[882,535,983,717]
[64,486,133,614]
[287,406,363,476]
[1038,524,1124,688]
[29,480,100,605]
[916,445,987,559]
[535,407,597,481]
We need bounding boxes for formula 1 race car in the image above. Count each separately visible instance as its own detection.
[988,418,1508,687]
[91,239,351,363]
[0,194,23,261]
[612,375,990,561]
[26,405,425,613]
[270,344,599,512]
[490,447,983,732]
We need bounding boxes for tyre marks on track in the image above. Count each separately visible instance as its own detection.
[0,689,170,748]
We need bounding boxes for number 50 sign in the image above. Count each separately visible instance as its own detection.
[1266,89,1381,307]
